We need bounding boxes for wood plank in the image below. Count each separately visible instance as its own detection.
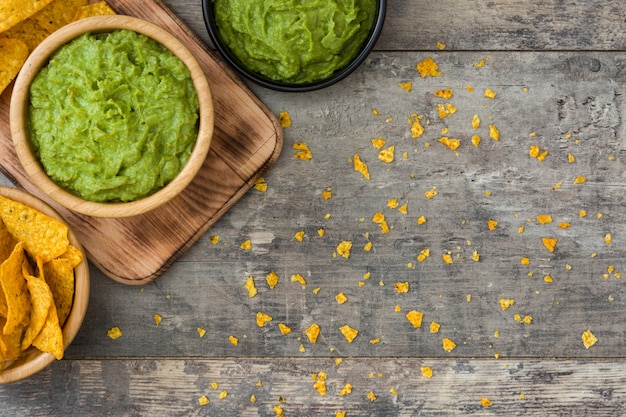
[159,0,626,52]
[0,0,283,285]
[1,358,625,415]
[56,50,626,359]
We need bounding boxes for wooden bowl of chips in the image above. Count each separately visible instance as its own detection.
[10,15,214,218]
[0,186,89,384]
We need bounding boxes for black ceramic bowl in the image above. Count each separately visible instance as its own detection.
[202,0,386,92]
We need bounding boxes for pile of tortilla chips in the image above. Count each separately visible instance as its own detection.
[0,195,83,365]
[0,0,116,96]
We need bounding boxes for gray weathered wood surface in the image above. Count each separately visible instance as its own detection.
[2,0,626,415]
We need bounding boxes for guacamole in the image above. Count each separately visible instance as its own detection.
[29,29,199,203]
[213,0,377,84]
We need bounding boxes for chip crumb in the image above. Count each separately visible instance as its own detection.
[240,239,252,250]
[336,292,348,304]
[434,89,453,100]
[273,405,285,417]
[250,395,256,403]
[107,326,123,340]
[340,383,353,396]
[153,314,162,326]
[339,325,359,343]
[279,111,291,128]
[604,233,612,245]
[484,88,496,99]
[394,282,409,293]
[254,177,268,192]
[397,81,412,92]
[425,187,438,199]
[536,214,553,224]
[406,310,424,328]
[256,312,273,327]
[321,190,332,200]
[336,240,353,258]
[437,103,457,119]
[417,215,427,225]
[542,237,558,252]
[378,145,395,163]
[197,327,206,337]
[244,275,257,298]
[198,395,209,406]
[442,338,457,352]
[335,411,346,417]
[209,235,220,245]
[306,323,321,343]
[228,335,239,346]
[353,154,371,180]
[416,57,442,77]
[574,176,587,184]
[313,371,327,395]
[489,124,500,141]
[420,366,433,378]
[364,241,373,251]
[367,391,377,401]
[370,337,381,344]
[436,41,447,50]
[582,330,598,349]
[471,114,480,130]
[480,397,493,407]
[372,136,386,150]
[487,220,498,231]
[417,248,430,262]
[409,114,425,138]
[266,271,279,289]
[438,137,461,151]
[430,321,440,333]
[372,212,390,234]
[291,273,307,288]
[293,142,313,160]
[278,323,292,335]
[442,253,454,264]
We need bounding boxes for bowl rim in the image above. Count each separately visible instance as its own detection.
[10,15,214,218]
[202,0,387,92]
[0,186,89,384]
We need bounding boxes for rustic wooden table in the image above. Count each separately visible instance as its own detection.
[3,0,626,415]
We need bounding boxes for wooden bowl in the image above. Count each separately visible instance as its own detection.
[10,15,214,218]
[0,186,89,384]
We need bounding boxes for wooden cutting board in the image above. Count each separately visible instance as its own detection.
[0,0,283,285]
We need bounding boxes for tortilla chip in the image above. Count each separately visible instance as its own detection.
[0,195,70,263]
[30,0,89,33]
[21,269,54,350]
[0,37,29,96]
[0,318,22,361]
[31,297,63,360]
[0,18,49,52]
[0,242,31,335]
[0,0,55,32]
[0,220,16,265]
[59,244,83,269]
[73,2,116,20]
[43,258,74,327]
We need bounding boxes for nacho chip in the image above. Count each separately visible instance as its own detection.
[43,258,74,326]
[21,270,54,350]
[0,18,49,52]
[59,244,83,269]
[30,0,89,33]
[72,1,116,20]
[31,296,63,360]
[0,37,29,96]
[0,242,31,335]
[0,0,55,32]
[0,220,16,265]
[0,195,70,263]
[0,318,22,361]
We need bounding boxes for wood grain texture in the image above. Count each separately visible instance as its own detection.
[0,0,283,284]
[1,358,625,416]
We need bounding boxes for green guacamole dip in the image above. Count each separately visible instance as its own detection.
[29,29,199,203]
[213,0,376,84]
